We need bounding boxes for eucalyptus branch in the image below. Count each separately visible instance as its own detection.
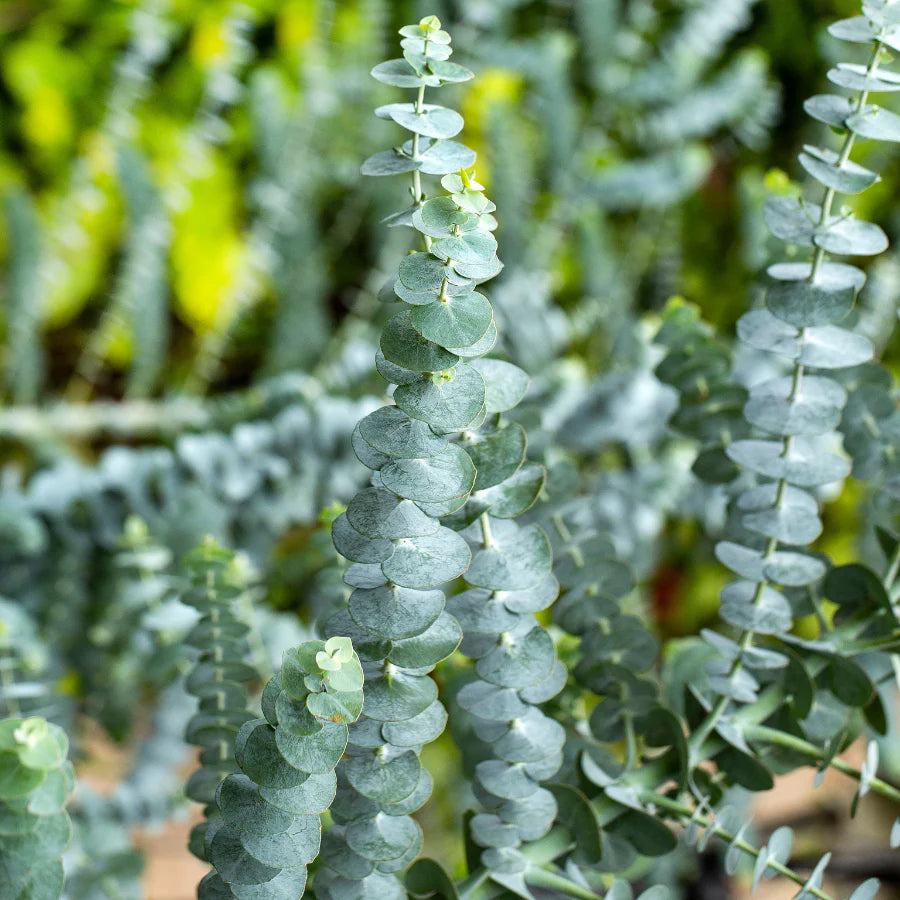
[692,5,900,768]
[0,375,322,443]
[642,792,837,900]
[745,724,900,806]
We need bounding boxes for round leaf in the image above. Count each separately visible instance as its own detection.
[349,585,444,640]
[380,444,476,503]
[408,294,493,348]
[467,520,552,591]
[744,375,846,436]
[333,513,395,565]
[363,671,438,722]
[347,488,439,540]
[394,365,486,430]
[345,751,421,804]
[381,528,471,588]
[388,611,463,668]
[376,103,463,139]
[381,311,460,372]
[275,721,348,774]
[240,816,321,867]
[465,423,527,491]
[469,359,529,412]
[358,406,447,459]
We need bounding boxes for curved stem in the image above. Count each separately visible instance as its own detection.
[745,724,900,806]
[642,792,837,900]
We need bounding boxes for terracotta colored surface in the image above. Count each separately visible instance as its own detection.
[136,814,207,900]
[74,720,207,898]
[736,744,899,899]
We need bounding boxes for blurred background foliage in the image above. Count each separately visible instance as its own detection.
[1,0,899,895]
[1,0,896,403]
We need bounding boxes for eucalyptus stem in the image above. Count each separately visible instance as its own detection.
[412,83,426,210]
[808,42,880,279]
[641,792,837,900]
[479,511,494,547]
[691,31,885,764]
[745,724,900,805]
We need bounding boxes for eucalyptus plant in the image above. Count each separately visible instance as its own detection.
[3,5,900,900]
[181,540,259,862]
[311,15,583,899]
[199,7,900,898]
[199,635,364,897]
[607,3,900,893]
[179,539,365,897]
[698,0,900,733]
[0,716,74,898]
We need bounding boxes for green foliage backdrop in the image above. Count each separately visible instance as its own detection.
[0,0,899,898]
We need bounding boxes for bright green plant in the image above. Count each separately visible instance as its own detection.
[0,716,74,897]
[199,635,364,898]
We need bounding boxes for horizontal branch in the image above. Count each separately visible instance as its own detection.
[642,791,836,900]
[745,724,900,806]
[0,375,325,443]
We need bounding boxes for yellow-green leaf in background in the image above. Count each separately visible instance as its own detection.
[170,151,245,333]
[460,68,523,188]
[278,0,319,53]
[43,133,124,327]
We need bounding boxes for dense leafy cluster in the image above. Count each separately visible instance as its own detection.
[0,716,74,897]
[703,0,897,723]
[182,541,259,861]
[640,4,900,895]
[0,383,368,740]
[654,298,748,485]
[318,17,541,898]
[200,636,363,898]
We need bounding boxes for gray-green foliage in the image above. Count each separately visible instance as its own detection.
[316,16,574,898]
[704,0,895,719]
[79,516,179,736]
[637,4,900,896]
[181,540,258,862]
[317,18,481,898]
[199,635,363,898]
[654,298,748,486]
[0,716,74,898]
[3,5,900,900]
[0,380,370,739]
